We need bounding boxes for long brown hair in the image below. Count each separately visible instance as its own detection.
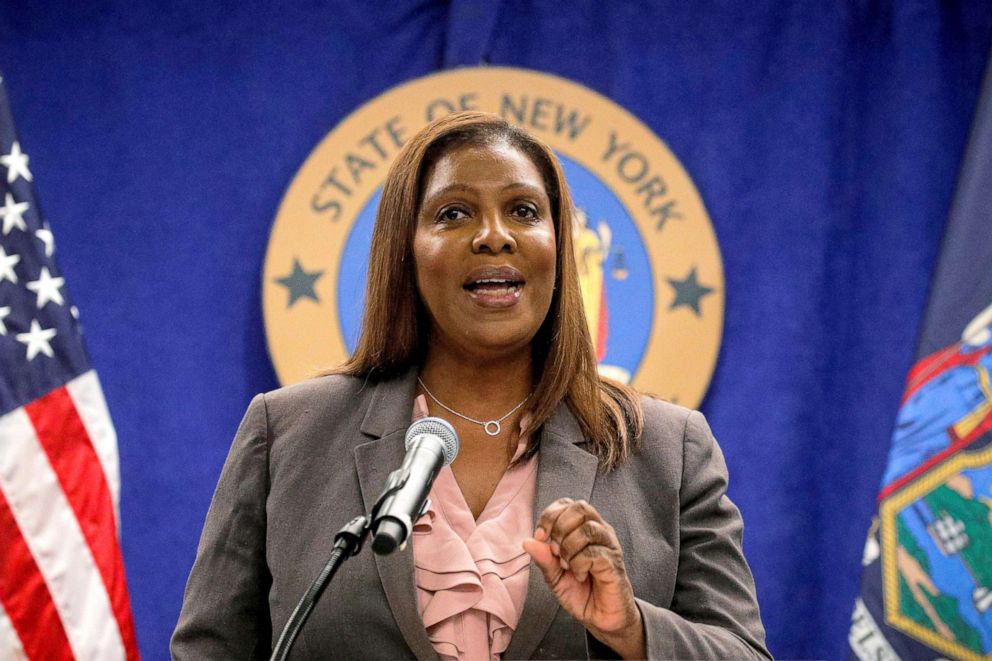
[336,111,643,469]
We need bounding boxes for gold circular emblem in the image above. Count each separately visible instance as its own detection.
[263,66,724,407]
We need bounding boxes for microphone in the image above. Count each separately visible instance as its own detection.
[371,416,459,555]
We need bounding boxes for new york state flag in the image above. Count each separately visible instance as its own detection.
[851,53,992,661]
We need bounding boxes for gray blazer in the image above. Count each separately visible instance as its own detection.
[171,371,769,660]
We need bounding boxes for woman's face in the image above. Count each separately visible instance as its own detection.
[413,141,557,361]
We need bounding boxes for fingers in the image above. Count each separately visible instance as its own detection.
[535,498,603,544]
[536,498,611,551]
[533,497,576,543]
[533,499,623,581]
[528,500,638,639]
[558,520,623,583]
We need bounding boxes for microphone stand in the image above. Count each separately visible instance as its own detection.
[269,466,423,661]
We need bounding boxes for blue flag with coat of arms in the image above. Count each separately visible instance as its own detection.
[850,50,992,661]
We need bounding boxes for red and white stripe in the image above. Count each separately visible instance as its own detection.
[0,589,29,660]
[0,370,139,660]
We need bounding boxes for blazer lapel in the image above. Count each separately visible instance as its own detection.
[353,371,438,661]
[351,374,599,660]
[504,405,600,660]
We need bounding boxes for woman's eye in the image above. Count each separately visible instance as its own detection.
[512,204,538,219]
[438,207,468,222]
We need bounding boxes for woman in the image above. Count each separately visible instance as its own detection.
[172,112,769,660]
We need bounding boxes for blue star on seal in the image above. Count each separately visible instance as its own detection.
[667,267,714,316]
[275,258,324,307]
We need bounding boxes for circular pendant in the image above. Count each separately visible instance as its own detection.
[483,421,501,436]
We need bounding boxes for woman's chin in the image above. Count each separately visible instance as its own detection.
[437,326,538,363]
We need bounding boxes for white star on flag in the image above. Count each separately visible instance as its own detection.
[0,245,19,284]
[0,71,141,661]
[35,226,54,256]
[1,192,29,235]
[26,266,65,308]
[1,140,33,183]
[15,318,57,360]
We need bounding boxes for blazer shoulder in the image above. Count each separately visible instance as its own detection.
[638,394,695,443]
[631,395,723,480]
[259,373,370,420]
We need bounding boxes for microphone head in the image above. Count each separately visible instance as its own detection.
[405,416,459,465]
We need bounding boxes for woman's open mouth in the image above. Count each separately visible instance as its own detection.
[463,267,525,307]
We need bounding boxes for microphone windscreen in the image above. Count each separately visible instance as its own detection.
[405,416,459,465]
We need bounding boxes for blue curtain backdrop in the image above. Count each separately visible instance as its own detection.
[1,2,990,658]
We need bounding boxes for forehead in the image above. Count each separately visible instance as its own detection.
[421,141,548,197]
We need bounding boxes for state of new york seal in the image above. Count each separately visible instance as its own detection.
[263,67,724,407]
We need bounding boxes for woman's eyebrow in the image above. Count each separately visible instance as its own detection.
[501,182,544,194]
[423,182,475,199]
[423,181,545,202]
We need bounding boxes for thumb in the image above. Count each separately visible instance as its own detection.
[523,538,561,584]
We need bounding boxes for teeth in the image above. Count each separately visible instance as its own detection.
[467,280,521,295]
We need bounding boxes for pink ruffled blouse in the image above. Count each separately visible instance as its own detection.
[410,396,539,661]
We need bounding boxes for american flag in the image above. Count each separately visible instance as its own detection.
[0,75,139,660]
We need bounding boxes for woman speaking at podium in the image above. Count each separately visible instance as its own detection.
[171,112,769,660]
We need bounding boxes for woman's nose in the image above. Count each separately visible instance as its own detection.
[471,213,517,254]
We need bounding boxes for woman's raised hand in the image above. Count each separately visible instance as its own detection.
[522,498,646,659]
